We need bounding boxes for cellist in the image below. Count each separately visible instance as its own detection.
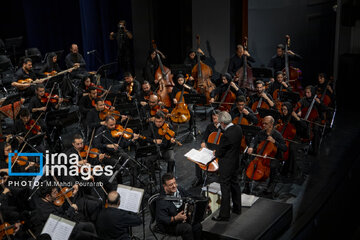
[246,116,287,195]
[266,71,292,102]
[247,80,276,113]
[209,73,244,107]
[230,96,258,126]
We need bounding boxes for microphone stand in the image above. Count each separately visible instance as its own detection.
[200,156,217,196]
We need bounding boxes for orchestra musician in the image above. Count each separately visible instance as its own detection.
[119,72,141,102]
[65,43,87,79]
[12,58,44,98]
[267,43,302,79]
[40,52,61,74]
[143,48,166,89]
[156,173,202,240]
[247,80,276,112]
[246,116,287,195]
[230,95,258,126]
[192,110,221,187]
[227,44,255,78]
[145,111,176,173]
[266,71,292,100]
[137,80,153,107]
[212,111,242,221]
[96,191,142,240]
[209,73,244,105]
[78,86,97,127]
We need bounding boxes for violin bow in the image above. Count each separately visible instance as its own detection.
[117,117,130,145]
[85,128,96,162]
[44,83,56,109]
[52,175,74,206]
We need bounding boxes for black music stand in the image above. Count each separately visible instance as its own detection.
[184,94,207,138]
[170,64,192,76]
[252,67,273,79]
[257,108,281,123]
[96,62,117,88]
[240,124,261,138]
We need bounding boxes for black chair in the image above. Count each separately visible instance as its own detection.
[148,193,178,240]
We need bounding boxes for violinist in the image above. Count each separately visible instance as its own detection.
[28,84,63,121]
[145,111,176,173]
[268,44,302,78]
[40,52,61,74]
[227,44,255,78]
[12,58,44,98]
[119,72,140,102]
[146,94,168,122]
[13,108,46,153]
[85,98,107,137]
[230,96,258,126]
[211,111,242,221]
[138,80,153,107]
[78,86,97,126]
[247,116,287,195]
[294,85,326,155]
[94,115,139,156]
[209,73,244,105]
[247,80,275,112]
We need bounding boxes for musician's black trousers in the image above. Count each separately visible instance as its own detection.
[219,167,242,218]
[162,149,175,174]
[165,222,202,240]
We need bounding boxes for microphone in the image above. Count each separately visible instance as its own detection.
[87,50,96,55]
[94,130,106,138]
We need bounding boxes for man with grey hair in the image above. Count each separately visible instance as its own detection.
[212,111,243,221]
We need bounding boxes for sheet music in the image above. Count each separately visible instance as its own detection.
[41,214,75,240]
[184,148,215,165]
[241,194,259,207]
[117,184,144,213]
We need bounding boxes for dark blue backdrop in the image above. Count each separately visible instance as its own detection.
[0,0,132,73]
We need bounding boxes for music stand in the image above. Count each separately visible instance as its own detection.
[257,108,281,123]
[184,94,207,138]
[96,62,117,88]
[252,67,273,80]
[240,124,261,138]
[280,91,300,104]
[4,36,23,65]
[169,64,192,76]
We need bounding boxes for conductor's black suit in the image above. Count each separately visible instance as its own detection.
[215,123,243,218]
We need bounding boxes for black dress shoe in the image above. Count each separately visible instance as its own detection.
[212,215,229,222]
[232,209,241,215]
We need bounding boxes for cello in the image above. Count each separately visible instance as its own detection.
[275,116,296,161]
[216,75,236,112]
[170,76,191,123]
[199,127,222,172]
[152,40,174,108]
[246,139,277,181]
[236,37,255,92]
[192,35,215,104]
[282,35,303,97]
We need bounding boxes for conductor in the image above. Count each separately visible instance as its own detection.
[212,111,243,221]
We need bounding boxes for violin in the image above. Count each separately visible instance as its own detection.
[87,82,105,94]
[99,109,122,121]
[40,92,61,104]
[79,145,102,159]
[25,119,42,135]
[111,125,146,140]
[0,221,25,239]
[44,70,57,76]
[158,123,182,146]
[92,99,112,110]
[6,152,39,167]
[246,139,277,181]
[53,186,74,207]
[150,104,169,116]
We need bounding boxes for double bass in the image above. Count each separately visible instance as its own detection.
[152,40,174,108]
[236,37,254,92]
[192,35,215,104]
[282,35,303,97]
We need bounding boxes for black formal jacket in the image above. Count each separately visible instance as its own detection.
[96,207,141,240]
[215,124,243,175]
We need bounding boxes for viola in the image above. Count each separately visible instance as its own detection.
[246,140,277,181]
[111,125,146,140]
[6,152,39,167]
[25,119,42,135]
[0,221,25,239]
[158,123,182,146]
